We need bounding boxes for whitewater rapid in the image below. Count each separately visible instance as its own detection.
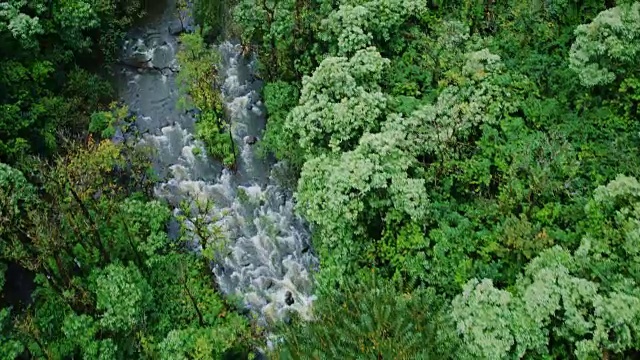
[116,0,317,326]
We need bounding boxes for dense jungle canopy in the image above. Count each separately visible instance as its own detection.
[1,0,640,359]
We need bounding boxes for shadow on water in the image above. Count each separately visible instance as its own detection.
[139,0,173,26]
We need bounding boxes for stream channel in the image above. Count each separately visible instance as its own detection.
[115,0,318,326]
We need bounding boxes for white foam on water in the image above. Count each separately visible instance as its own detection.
[120,26,318,326]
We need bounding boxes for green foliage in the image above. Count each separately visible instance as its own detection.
[93,263,153,333]
[286,48,389,157]
[196,112,236,167]
[233,0,326,79]
[114,198,172,263]
[569,2,640,88]
[260,81,301,164]
[296,127,428,274]
[0,0,143,163]
[89,103,134,139]
[145,251,252,359]
[0,139,254,359]
[452,176,640,359]
[0,162,36,237]
[271,272,458,359]
[176,32,237,167]
[0,309,23,360]
[158,322,248,360]
[234,0,640,357]
[192,0,229,41]
[0,1,44,49]
[319,0,428,56]
[176,33,222,111]
[176,197,228,263]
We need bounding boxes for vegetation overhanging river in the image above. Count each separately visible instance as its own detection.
[115,0,318,327]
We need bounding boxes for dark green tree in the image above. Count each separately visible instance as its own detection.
[271,273,459,359]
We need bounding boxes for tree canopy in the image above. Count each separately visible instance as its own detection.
[231,0,640,358]
[3,0,640,358]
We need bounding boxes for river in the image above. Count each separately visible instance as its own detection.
[115,0,318,326]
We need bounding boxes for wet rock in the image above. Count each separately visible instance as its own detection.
[301,245,310,254]
[112,128,125,144]
[284,291,294,306]
[169,24,185,36]
[134,57,152,67]
[244,135,258,145]
[125,46,152,67]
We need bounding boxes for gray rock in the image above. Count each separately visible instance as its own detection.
[169,24,185,36]
[244,135,258,145]
[123,52,152,68]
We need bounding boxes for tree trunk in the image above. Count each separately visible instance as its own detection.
[120,217,146,271]
[65,180,111,263]
[182,276,205,326]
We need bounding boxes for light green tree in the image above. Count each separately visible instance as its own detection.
[0,0,44,49]
[406,48,533,161]
[452,175,640,359]
[62,313,120,360]
[92,263,153,333]
[569,2,640,87]
[53,0,99,51]
[319,0,427,56]
[296,126,428,278]
[286,47,389,157]
[320,4,371,55]
[176,32,236,166]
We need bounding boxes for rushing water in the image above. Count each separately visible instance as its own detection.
[116,0,318,325]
